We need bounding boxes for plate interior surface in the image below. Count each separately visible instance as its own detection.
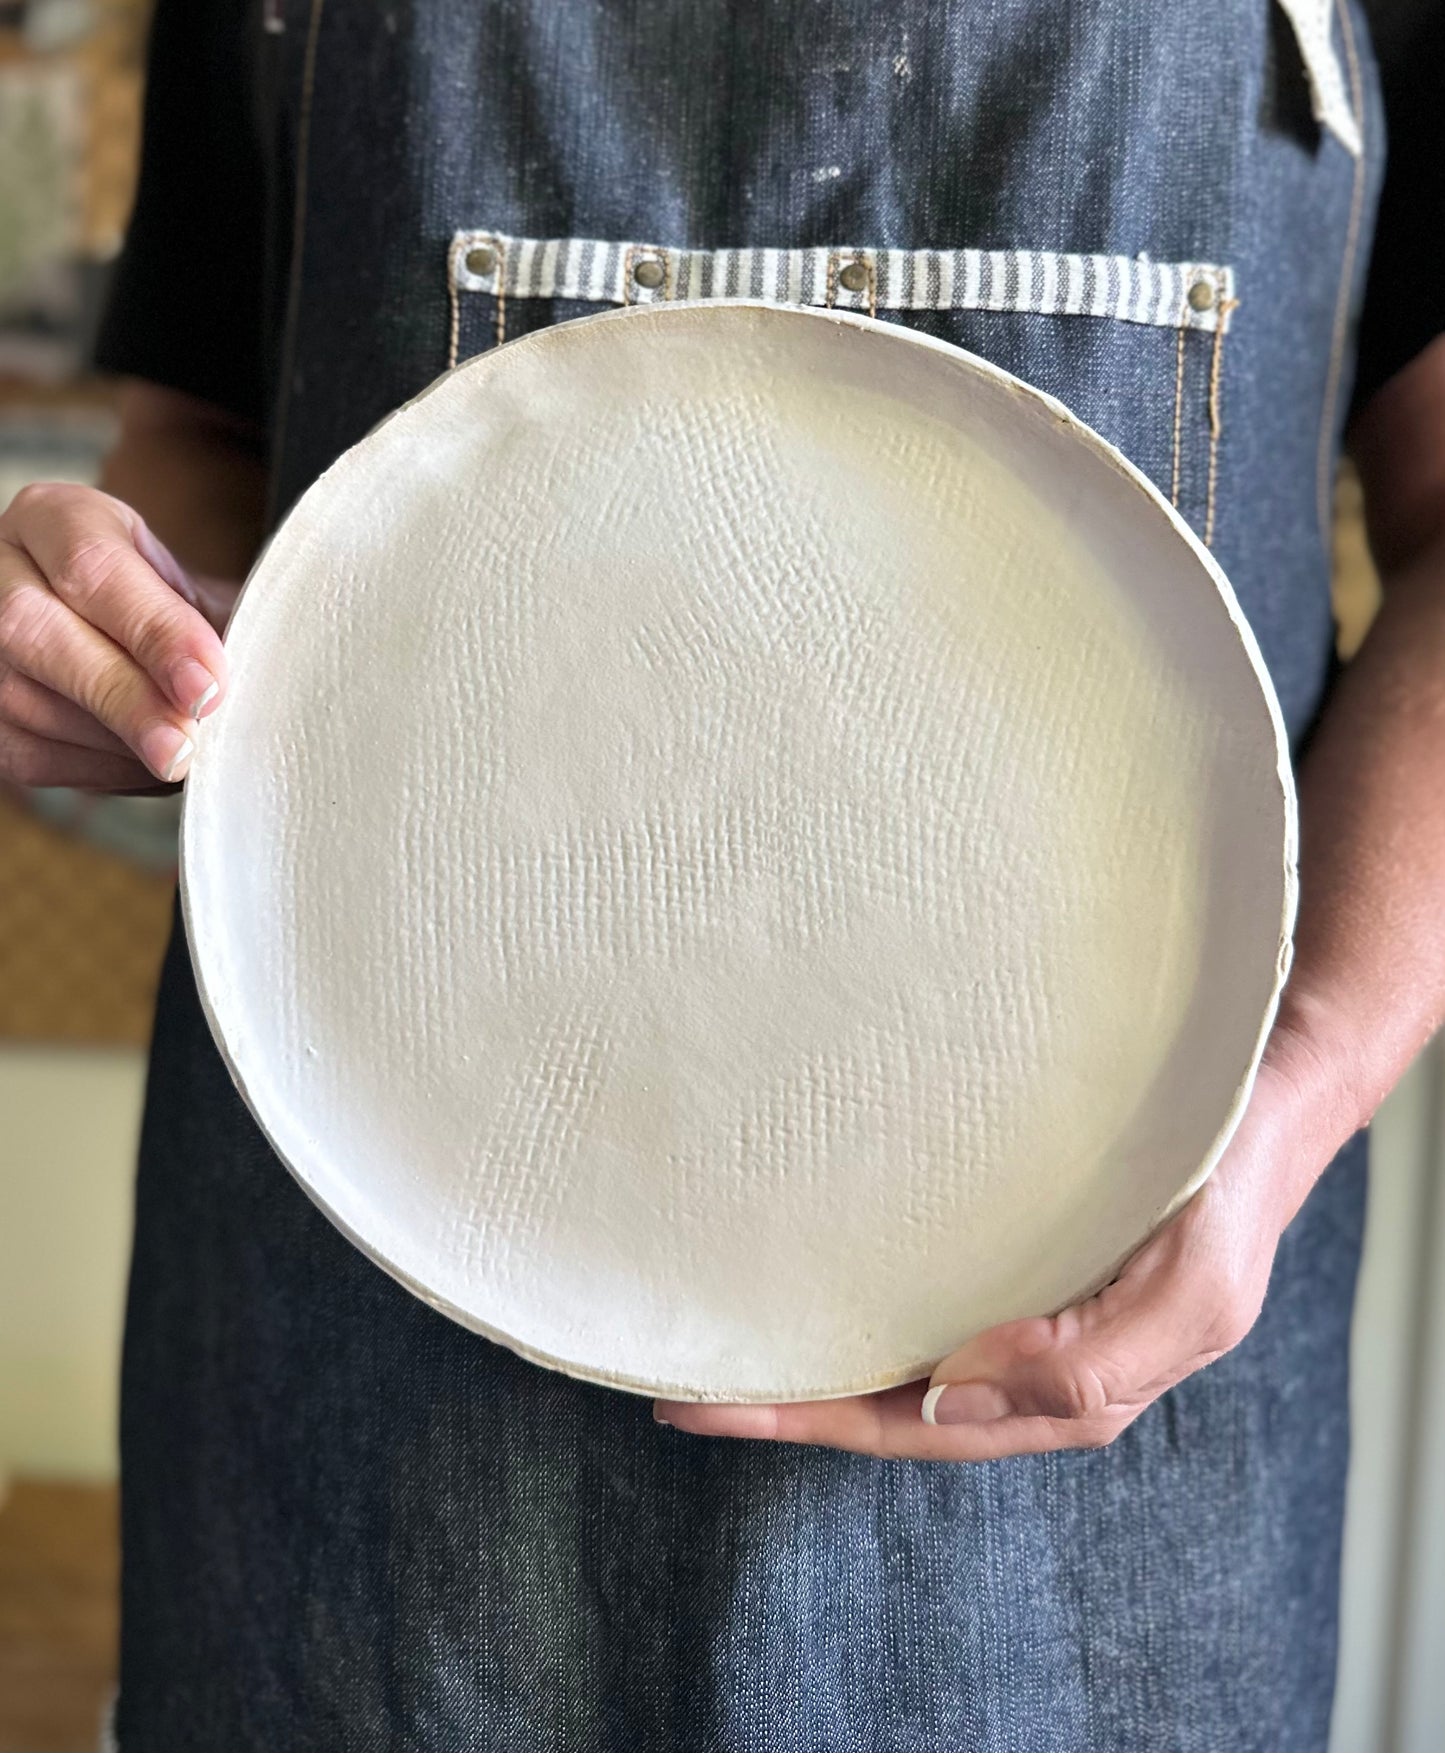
[181,300,1294,1401]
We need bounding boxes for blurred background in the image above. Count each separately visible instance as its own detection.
[0,4,176,1747]
[0,2,1440,1749]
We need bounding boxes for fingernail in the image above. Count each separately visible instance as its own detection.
[140,723,194,783]
[170,659,219,720]
[921,1382,1014,1426]
[653,1408,673,1427]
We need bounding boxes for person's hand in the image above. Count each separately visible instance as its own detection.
[654,1028,1338,1460]
[0,480,240,793]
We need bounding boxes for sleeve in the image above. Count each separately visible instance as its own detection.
[1349,0,1445,418]
[89,0,269,429]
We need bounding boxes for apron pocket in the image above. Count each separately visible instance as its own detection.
[446,230,1237,547]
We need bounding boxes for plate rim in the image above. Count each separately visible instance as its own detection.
[178,297,1300,1403]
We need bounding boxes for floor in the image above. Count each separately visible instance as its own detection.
[0,1480,116,1753]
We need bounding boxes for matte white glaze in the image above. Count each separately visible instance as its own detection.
[181,301,1296,1401]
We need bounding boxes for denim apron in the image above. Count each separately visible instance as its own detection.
[116,2,1384,1747]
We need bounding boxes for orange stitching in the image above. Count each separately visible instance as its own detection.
[446,237,463,369]
[622,243,639,306]
[1170,324,1187,509]
[492,237,507,347]
[825,250,840,309]
[1315,0,1368,542]
[1203,279,1239,549]
[448,234,506,363]
[866,256,878,320]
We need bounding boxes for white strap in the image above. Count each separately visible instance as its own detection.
[1275,0,1364,157]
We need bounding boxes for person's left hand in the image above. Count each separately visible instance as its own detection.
[654,1027,1340,1460]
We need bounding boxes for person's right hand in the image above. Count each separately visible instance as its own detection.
[0,481,239,793]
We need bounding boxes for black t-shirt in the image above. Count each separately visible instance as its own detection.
[1351,0,1445,416]
[92,0,1445,434]
[92,0,269,428]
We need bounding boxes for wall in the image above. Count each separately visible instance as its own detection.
[1333,1039,1445,1753]
[0,1046,141,1479]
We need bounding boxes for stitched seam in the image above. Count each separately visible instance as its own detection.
[449,235,505,365]
[823,250,875,316]
[492,237,507,347]
[268,0,325,516]
[446,236,464,369]
[1170,324,1188,509]
[1203,277,1239,549]
[1314,0,1368,543]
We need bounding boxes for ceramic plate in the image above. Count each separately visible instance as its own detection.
[180,301,1296,1401]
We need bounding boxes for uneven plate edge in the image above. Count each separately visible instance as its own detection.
[177,298,1300,1405]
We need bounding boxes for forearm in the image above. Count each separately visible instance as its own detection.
[96,379,268,583]
[1272,529,1445,1167]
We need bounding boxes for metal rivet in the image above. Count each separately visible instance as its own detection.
[465,244,498,277]
[1187,278,1216,312]
[632,256,665,290]
[838,259,870,293]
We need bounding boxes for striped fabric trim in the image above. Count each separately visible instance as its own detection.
[449,231,1237,333]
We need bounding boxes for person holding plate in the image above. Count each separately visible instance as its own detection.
[0,1,1441,1747]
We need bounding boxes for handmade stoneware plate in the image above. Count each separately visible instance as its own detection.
[180,300,1297,1403]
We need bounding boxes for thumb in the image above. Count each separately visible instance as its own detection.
[919,1220,1249,1435]
[919,1303,1136,1429]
